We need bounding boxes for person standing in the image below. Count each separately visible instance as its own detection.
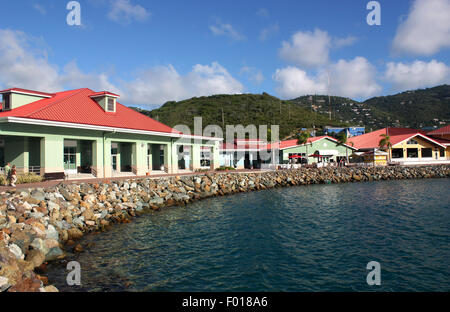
[10,165,17,187]
[4,162,11,186]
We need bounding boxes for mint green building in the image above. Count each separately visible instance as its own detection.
[0,88,221,179]
[276,136,355,165]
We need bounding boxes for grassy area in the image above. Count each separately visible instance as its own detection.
[0,173,44,186]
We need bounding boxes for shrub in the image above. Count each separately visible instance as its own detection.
[194,168,209,173]
[215,166,236,171]
[17,173,43,184]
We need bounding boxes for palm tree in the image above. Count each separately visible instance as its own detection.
[379,134,392,163]
[337,133,352,164]
[297,132,311,164]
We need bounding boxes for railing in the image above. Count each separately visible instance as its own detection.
[29,166,41,175]
[91,166,98,178]
[0,166,41,175]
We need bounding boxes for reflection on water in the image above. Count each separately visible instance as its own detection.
[47,179,450,292]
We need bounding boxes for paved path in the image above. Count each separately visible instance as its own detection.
[0,169,271,192]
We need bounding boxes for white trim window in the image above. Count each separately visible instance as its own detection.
[2,93,11,110]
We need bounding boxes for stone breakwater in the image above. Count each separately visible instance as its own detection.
[1,165,449,292]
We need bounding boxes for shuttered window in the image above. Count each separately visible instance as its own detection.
[107,98,115,111]
[3,94,11,110]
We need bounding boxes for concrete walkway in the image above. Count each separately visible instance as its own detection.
[0,169,271,192]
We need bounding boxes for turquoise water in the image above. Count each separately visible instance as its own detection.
[48,179,450,292]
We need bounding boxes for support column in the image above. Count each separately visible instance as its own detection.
[147,144,153,172]
[40,136,64,176]
[211,141,220,170]
[23,137,29,174]
[92,139,104,178]
[170,143,179,174]
[76,140,82,171]
[134,141,147,176]
[103,139,112,178]
[164,144,170,173]
[191,145,201,171]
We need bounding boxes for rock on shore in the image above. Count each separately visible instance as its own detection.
[1,165,449,292]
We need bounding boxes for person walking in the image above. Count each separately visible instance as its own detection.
[4,162,11,186]
[10,165,17,187]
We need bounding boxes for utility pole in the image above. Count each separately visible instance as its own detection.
[221,106,225,130]
[327,71,332,121]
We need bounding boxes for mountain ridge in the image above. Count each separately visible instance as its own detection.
[131,84,450,139]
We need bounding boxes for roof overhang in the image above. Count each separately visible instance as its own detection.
[394,133,447,149]
[279,137,356,151]
[0,117,223,142]
[90,92,120,99]
[0,88,53,98]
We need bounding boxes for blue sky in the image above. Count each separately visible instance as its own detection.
[0,0,449,108]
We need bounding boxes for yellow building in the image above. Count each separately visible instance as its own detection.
[428,125,450,159]
[349,127,450,166]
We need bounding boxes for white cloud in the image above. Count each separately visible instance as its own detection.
[273,67,327,98]
[392,0,450,55]
[385,60,450,91]
[210,22,246,41]
[60,61,122,94]
[240,66,264,84]
[279,29,331,67]
[0,29,120,93]
[259,23,280,41]
[123,62,244,106]
[333,36,358,48]
[274,57,381,99]
[108,0,150,24]
[0,28,244,108]
[0,29,61,92]
[279,29,359,67]
[329,57,381,98]
[33,3,46,15]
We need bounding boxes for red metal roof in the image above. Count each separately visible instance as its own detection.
[348,127,445,149]
[0,87,54,97]
[265,136,340,150]
[428,125,450,136]
[0,88,179,134]
[89,91,120,98]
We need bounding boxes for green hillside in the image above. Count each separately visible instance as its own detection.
[133,93,346,139]
[131,85,450,139]
[364,85,450,128]
[291,85,450,131]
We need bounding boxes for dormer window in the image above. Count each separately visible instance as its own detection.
[107,97,115,112]
[3,93,11,110]
[90,91,119,113]
[0,88,53,110]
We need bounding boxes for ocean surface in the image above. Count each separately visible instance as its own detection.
[47,179,450,292]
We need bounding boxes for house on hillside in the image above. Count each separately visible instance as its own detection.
[0,88,222,179]
[324,126,365,138]
[348,127,450,166]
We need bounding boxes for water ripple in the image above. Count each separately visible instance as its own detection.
[48,179,450,292]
